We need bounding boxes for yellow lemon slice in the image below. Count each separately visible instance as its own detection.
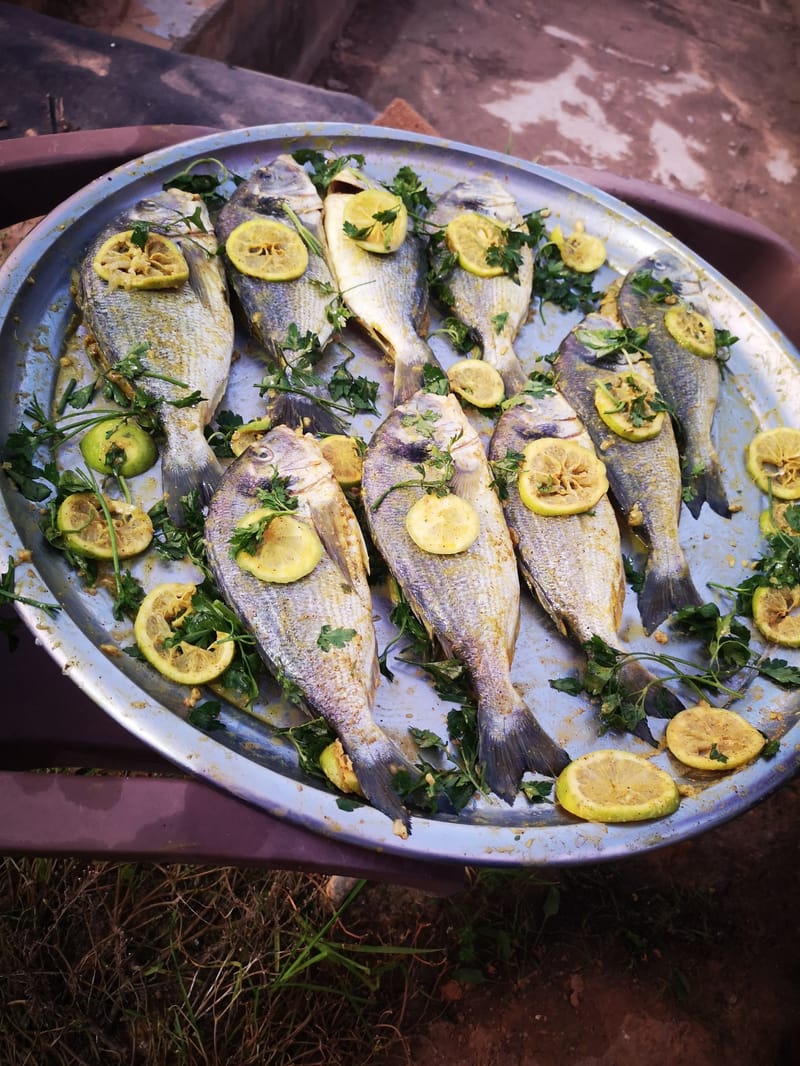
[550,221,606,273]
[80,417,158,476]
[134,583,235,686]
[593,372,665,442]
[445,211,506,278]
[405,493,480,555]
[319,739,365,796]
[92,230,189,290]
[319,434,363,488]
[759,500,800,537]
[342,188,408,253]
[225,218,308,281]
[752,584,800,646]
[235,509,323,583]
[665,704,765,771]
[746,427,800,499]
[229,417,273,457]
[663,304,716,357]
[556,749,680,823]
[446,358,506,408]
[518,437,608,516]
[56,492,153,560]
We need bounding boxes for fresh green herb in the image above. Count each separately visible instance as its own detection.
[292,149,366,194]
[343,204,401,248]
[163,156,243,209]
[317,625,357,651]
[623,554,646,594]
[205,409,245,458]
[228,471,297,557]
[532,241,603,315]
[386,165,433,219]
[519,779,554,804]
[188,701,225,731]
[708,742,729,764]
[500,370,557,412]
[574,325,651,359]
[370,425,460,512]
[489,449,524,501]
[278,716,337,779]
[759,658,800,686]
[630,270,679,303]
[281,203,324,259]
[327,357,379,415]
[492,311,509,334]
[149,491,210,577]
[421,364,450,395]
[431,316,481,355]
[0,556,61,619]
[130,220,150,250]
[716,528,800,617]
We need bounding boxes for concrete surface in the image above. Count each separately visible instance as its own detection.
[310,0,800,252]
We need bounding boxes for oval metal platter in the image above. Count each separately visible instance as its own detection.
[1,122,799,867]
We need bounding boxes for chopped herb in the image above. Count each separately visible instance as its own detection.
[574,325,651,359]
[431,316,481,355]
[188,700,225,731]
[278,716,337,779]
[489,449,525,501]
[228,471,297,557]
[708,742,729,764]
[163,156,243,210]
[492,311,509,334]
[317,625,357,651]
[292,149,366,194]
[205,409,245,458]
[0,556,61,619]
[630,270,679,303]
[327,357,379,415]
[386,165,433,218]
[421,364,450,395]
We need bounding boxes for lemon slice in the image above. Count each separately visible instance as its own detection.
[319,739,365,796]
[405,493,480,554]
[746,427,800,499]
[235,509,323,583]
[663,304,716,357]
[593,372,665,442]
[134,583,235,686]
[229,417,273,457]
[93,230,189,290]
[518,437,608,516]
[556,749,680,823]
[759,500,800,537]
[445,212,506,278]
[80,417,158,476]
[225,218,308,281]
[56,492,153,559]
[319,434,363,488]
[342,188,408,253]
[665,704,765,771]
[446,359,506,408]
[550,221,606,273]
[752,584,800,646]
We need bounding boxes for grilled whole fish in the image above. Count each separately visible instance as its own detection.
[489,387,683,731]
[216,155,341,434]
[427,176,533,396]
[323,168,440,405]
[78,189,234,525]
[617,249,731,519]
[204,425,419,835]
[555,314,702,633]
[361,390,570,803]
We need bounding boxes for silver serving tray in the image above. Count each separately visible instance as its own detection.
[2,122,799,866]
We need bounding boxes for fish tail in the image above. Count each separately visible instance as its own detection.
[683,457,731,520]
[617,658,684,720]
[263,391,344,436]
[638,552,702,634]
[161,437,223,524]
[342,732,418,835]
[393,337,440,406]
[478,690,570,805]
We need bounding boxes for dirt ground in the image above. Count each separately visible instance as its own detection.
[401,780,800,1066]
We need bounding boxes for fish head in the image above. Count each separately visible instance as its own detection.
[433,175,521,227]
[126,188,207,231]
[393,390,485,489]
[240,155,322,218]
[632,249,706,306]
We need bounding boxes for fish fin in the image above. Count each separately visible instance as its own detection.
[638,555,702,635]
[393,337,440,406]
[478,694,570,805]
[617,658,684,720]
[161,439,223,524]
[262,391,344,436]
[341,733,420,835]
[683,459,731,520]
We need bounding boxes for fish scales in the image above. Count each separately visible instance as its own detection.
[428,176,533,396]
[617,249,731,519]
[323,168,440,405]
[361,390,569,804]
[78,188,234,525]
[490,388,683,730]
[204,426,419,834]
[555,313,702,634]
